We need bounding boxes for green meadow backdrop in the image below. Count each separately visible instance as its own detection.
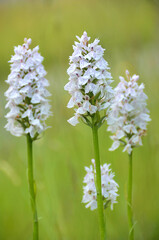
[0,0,159,239]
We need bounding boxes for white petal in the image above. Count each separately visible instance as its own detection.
[67,97,75,108]
[109,141,120,151]
[67,116,79,126]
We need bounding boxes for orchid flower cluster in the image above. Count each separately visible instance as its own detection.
[82,159,119,211]
[5,38,51,139]
[64,31,113,127]
[107,70,151,154]
[4,33,151,240]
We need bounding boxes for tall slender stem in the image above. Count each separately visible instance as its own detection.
[127,152,134,240]
[27,134,39,240]
[92,122,106,240]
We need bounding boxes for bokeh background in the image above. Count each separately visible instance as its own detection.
[0,0,159,239]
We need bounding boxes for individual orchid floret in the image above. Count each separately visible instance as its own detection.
[107,70,151,154]
[5,38,52,139]
[82,159,119,211]
[64,31,113,128]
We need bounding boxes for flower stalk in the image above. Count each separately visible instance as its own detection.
[127,152,134,240]
[65,32,118,240]
[5,38,52,239]
[27,134,39,240]
[107,70,151,238]
[92,117,106,240]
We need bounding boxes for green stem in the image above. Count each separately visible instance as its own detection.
[27,134,39,240]
[127,152,134,240]
[92,122,106,240]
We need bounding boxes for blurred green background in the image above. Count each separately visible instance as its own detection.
[0,0,159,239]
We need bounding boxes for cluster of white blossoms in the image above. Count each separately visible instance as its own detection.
[82,159,119,211]
[107,70,151,154]
[64,31,113,126]
[5,38,51,139]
